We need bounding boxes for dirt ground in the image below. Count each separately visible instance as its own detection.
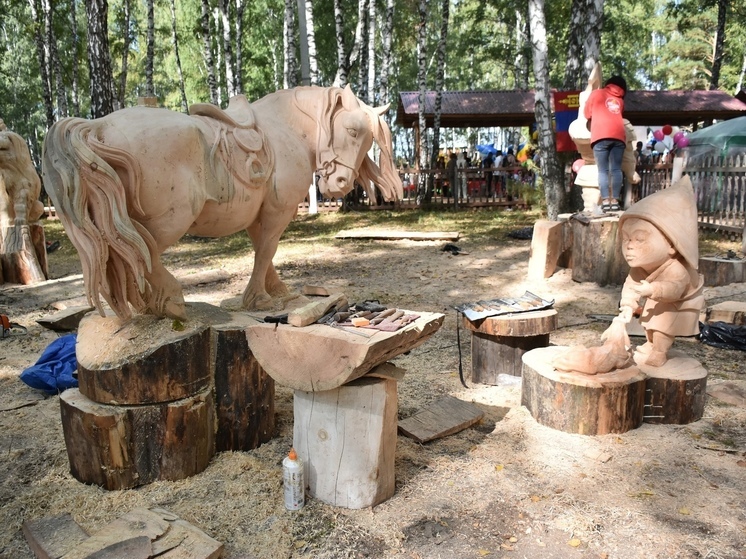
[1,212,745,559]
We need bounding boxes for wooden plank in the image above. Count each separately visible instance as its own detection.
[36,306,94,332]
[527,220,564,280]
[82,536,152,559]
[22,514,89,559]
[398,396,484,443]
[707,382,746,408]
[334,229,460,241]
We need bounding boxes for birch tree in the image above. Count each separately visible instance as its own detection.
[305,0,319,85]
[145,0,154,97]
[430,0,449,180]
[44,0,68,117]
[218,0,236,96]
[70,0,81,116]
[85,0,115,117]
[378,0,394,109]
[528,0,564,219]
[235,0,245,93]
[28,0,54,128]
[284,0,298,87]
[416,0,429,201]
[333,0,366,87]
[116,0,132,109]
[710,0,728,89]
[170,0,188,112]
[201,0,219,105]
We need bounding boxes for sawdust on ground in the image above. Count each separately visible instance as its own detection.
[0,214,745,559]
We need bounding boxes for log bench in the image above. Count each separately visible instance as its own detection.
[461,309,558,383]
[247,311,444,509]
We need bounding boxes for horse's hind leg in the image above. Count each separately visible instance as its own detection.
[144,257,187,320]
[242,219,289,310]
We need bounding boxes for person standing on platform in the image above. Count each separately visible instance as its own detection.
[583,75,627,212]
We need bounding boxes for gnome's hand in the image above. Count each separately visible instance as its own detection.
[618,305,634,323]
[631,280,654,298]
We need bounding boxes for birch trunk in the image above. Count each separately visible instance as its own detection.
[117,0,131,110]
[416,0,428,202]
[70,0,81,116]
[562,0,584,90]
[201,0,219,105]
[366,0,376,104]
[145,0,154,97]
[283,0,298,88]
[356,0,369,100]
[28,0,54,128]
[305,0,319,85]
[430,0,449,185]
[85,0,115,118]
[218,0,236,96]
[44,0,68,117]
[582,0,604,81]
[378,0,394,110]
[170,0,188,112]
[333,0,347,86]
[528,0,564,220]
[710,0,727,90]
[235,0,244,93]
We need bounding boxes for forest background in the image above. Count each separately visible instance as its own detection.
[1,0,745,217]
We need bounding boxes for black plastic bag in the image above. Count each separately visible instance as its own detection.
[698,321,746,352]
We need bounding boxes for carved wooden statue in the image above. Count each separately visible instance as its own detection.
[0,119,48,284]
[555,177,704,373]
[569,62,640,213]
[42,86,402,321]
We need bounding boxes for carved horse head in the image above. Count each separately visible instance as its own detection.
[299,86,402,201]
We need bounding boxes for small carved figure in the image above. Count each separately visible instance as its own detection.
[42,86,402,320]
[614,177,704,367]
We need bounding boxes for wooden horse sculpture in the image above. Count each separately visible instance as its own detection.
[42,86,401,320]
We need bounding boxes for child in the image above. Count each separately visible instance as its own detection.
[615,178,704,367]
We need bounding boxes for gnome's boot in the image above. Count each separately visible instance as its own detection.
[645,331,674,367]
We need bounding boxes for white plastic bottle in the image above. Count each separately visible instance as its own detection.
[283,448,305,510]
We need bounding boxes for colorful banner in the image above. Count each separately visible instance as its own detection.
[553,91,580,152]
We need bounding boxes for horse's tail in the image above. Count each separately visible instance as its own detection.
[42,117,154,320]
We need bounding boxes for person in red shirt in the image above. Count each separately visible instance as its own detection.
[583,75,627,212]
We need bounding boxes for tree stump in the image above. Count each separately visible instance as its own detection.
[293,373,398,509]
[212,317,275,452]
[571,216,629,286]
[0,223,48,284]
[522,346,646,435]
[698,256,745,287]
[635,349,707,424]
[527,220,564,280]
[60,387,215,490]
[76,313,213,405]
[462,309,557,382]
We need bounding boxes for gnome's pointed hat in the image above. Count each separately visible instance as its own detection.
[618,176,699,269]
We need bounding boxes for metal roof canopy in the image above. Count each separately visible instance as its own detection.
[396,90,746,129]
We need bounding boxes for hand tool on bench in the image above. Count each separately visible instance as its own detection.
[288,293,347,327]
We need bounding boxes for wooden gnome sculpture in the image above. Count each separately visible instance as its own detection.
[615,176,704,367]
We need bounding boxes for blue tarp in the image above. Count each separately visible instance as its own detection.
[20,334,78,394]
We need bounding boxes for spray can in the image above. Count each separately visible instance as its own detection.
[283,448,305,510]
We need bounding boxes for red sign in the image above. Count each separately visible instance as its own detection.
[553,91,580,152]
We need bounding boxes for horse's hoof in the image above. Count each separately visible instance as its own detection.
[164,300,188,321]
[243,292,273,311]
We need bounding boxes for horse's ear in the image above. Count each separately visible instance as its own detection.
[340,85,360,110]
[373,103,390,116]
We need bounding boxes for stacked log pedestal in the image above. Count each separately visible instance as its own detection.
[462,309,558,383]
[571,215,629,286]
[61,303,274,490]
[521,346,707,435]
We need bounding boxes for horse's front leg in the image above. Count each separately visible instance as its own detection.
[144,256,187,320]
[242,218,290,310]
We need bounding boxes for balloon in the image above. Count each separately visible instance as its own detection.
[654,142,666,153]
[653,129,665,141]
[677,136,690,148]
[673,131,685,144]
[572,158,585,173]
[662,124,673,136]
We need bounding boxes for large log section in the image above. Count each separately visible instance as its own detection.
[522,346,646,435]
[246,311,444,392]
[571,215,629,286]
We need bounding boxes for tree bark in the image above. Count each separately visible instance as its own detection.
[416,0,428,202]
[44,0,68,118]
[170,0,188,112]
[218,0,236,96]
[430,0,449,188]
[528,0,564,220]
[117,0,132,110]
[283,0,298,88]
[201,0,219,105]
[305,0,319,85]
[333,0,347,86]
[235,0,245,93]
[562,0,585,90]
[709,0,727,90]
[379,0,394,110]
[28,0,54,128]
[582,0,604,81]
[366,0,376,104]
[85,0,115,118]
[145,0,155,97]
[70,0,81,116]
[356,0,369,99]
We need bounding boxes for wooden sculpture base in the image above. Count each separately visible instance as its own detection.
[60,387,215,490]
[65,303,274,489]
[571,216,629,286]
[293,373,398,509]
[462,309,558,382]
[522,346,646,435]
[0,222,48,284]
[635,349,707,424]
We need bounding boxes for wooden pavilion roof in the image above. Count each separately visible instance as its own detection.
[396,89,746,128]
